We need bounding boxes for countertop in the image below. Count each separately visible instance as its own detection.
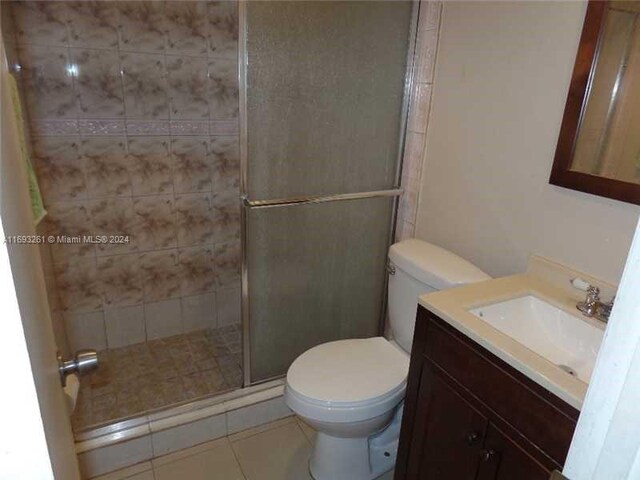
[418,273,606,410]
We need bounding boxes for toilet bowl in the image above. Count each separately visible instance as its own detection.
[285,337,408,480]
[285,239,491,480]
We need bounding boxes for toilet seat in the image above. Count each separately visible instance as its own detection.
[285,337,409,423]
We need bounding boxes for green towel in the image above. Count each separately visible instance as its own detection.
[7,73,46,225]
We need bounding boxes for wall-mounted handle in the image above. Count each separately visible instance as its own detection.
[480,449,497,462]
[57,350,99,387]
[465,432,480,446]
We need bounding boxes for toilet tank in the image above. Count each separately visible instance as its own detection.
[388,239,490,353]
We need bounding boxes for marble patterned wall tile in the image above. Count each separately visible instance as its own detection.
[178,246,215,296]
[67,1,119,49]
[72,48,125,118]
[117,1,167,54]
[19,44,77,119]
[171,136,212,193]
[213,240,240,288]
[89,198,138,256]
[54,258,102,312]
[12,1,70,47]
[167,55,210,120]
[210,136,239,192]
[208,57,238,119]
[45,201,95,262]
[211,189,240,243]
[165,1,208,56]
[32,136,86,201]
[121,52,169,119]
[139,249,181,302]
[81,136,131,198]
[98,254,144,307]
[207,1,238,59]
[133,194,178,251]
[127,136,173,195]
[175,193,213,247]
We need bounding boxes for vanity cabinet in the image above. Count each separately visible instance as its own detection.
[395,306,580,480]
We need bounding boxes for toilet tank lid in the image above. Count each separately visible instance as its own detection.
[389,239,490,289]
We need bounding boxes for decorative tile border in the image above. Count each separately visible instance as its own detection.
[79,120,126,136]
[170,121,210,136]
[31,120,79,136]
[30,119,240,137]
[126,120,170,136]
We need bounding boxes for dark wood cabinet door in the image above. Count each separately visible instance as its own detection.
[406,362,488,479]
[476,423,550,480]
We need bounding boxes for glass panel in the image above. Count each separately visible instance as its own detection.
[246,1,413,200]
[248,197,394,381]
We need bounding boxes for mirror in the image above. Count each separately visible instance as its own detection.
[551,1,640,204]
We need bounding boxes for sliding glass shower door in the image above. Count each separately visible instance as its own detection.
[242,1,416,383]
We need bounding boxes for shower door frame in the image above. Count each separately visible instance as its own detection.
[238,0,422,387]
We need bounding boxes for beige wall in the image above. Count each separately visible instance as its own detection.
[415,1,640,285]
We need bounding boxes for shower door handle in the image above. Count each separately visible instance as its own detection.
[242,188,404,209]
[57,350,99,386]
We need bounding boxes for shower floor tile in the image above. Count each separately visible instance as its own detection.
[72,324,243,432]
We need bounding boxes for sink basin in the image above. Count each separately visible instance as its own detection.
[470,295,604,383]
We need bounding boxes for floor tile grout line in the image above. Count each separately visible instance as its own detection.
[228,436,250,480]
[292,420,313,447]
[227,416,298,445]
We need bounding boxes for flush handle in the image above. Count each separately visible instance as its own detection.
[57,350,99,387]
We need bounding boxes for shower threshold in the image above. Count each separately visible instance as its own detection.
[72,324,243,433]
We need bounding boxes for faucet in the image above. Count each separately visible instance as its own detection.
[571,278,615,323]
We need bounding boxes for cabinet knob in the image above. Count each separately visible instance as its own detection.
[465,432,480,446]
[480,449,497,462]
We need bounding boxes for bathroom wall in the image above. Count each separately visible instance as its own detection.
[396,1,441,241]
[6,1,241,352]
[414,1,640,284]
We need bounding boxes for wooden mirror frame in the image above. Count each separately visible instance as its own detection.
[550,0,640,205]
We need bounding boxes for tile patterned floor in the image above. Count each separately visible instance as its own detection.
[72,325,243,431]
[92,417,395,480]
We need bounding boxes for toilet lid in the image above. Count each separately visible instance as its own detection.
[286,337,409,404]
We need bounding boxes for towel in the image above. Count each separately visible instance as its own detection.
[7,73,46,225]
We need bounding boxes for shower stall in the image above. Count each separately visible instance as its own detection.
[1,0,417,434]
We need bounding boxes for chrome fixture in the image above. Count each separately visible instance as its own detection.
[571,278,615,323]
[242,188,404,210]
[57,350,99,386]
[386,261,396,276]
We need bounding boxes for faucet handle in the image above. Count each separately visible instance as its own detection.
[571,277,593,292]
[571,277,600,298]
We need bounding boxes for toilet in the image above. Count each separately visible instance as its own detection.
[284,239,491,480]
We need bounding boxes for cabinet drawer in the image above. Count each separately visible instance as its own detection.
[421,309,578,467]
